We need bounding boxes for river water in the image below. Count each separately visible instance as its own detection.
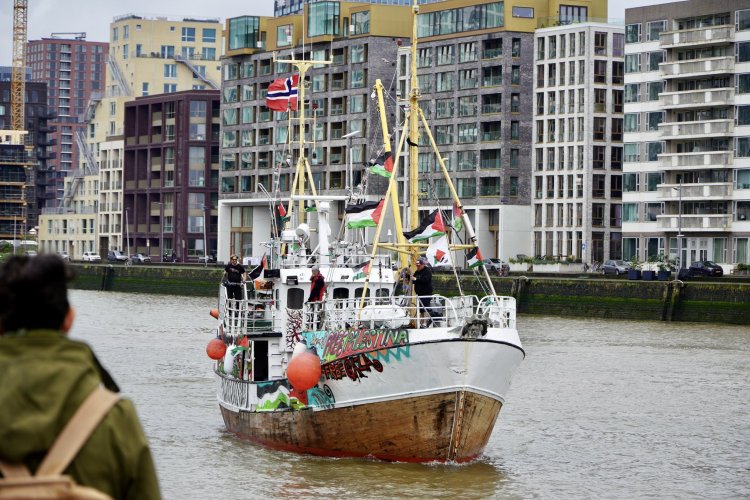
[67,290,750,499]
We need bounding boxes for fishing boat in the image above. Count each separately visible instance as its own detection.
[206,1,524,463]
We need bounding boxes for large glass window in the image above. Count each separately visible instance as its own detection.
[625,23,641,43]
[738,10,750,31]
[308,1,340,37]
[228,16,260,50]
[276,25,292,46]
[417,2,503,37]
[351,11,370,35]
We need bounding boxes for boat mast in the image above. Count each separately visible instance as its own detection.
[408,0,420,238]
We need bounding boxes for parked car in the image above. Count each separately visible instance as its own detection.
[57,252,70,262]
[483,258,510,275]
[602,259,631,275]
[24,250,37,257]
[107,250,128,262]
[131,253,152,264]
[82,251,101,263]
[689,260,724,277]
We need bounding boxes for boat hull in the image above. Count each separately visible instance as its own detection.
[220,390,502,463]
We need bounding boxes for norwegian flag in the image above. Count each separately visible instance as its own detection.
[266,75,299,112]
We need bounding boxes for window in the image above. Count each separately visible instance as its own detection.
[512,6,534,18]
[625,23,641,43]
[228,16,260,51]
[512,38,521,58]
[459,42,477,62]
[613,33,624,57]
[181,27,196,42]
[594,32,607,55]
[459,69,478,89]
[647,21,666,41]
[163,84,177,93]
[625,54,640,73]
[647,142,663,162]
[624,84,640,103]
[437,45,455,65]
[141,82,149,96]
[435,98,454,118]
[624,143,640,162]
[648,51,664,71]
[164,64,177,78]
[436,71,454,92]
[458,123,477,143]
[350,69,365,89]
[647,81,663,101]
[351,44,366,63]
[351,10,370,35]
[594,60,607,83]
[510,121,520,140]
[624,113,640,132]
[560,5,587,24]
[511,65,521,85]
[593,117,606,141]
[738,42,750,63]
[648,112,663,131]
[459,96,477,116]
[276,25,292,46]
[483,66,502,86]
[511,93,520,113]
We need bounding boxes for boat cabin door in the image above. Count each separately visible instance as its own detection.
[251,340,268,381]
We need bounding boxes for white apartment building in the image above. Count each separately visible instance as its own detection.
[532,23,624,265]
[623,0,750,269]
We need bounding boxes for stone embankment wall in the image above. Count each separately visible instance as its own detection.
[70,265,750,325]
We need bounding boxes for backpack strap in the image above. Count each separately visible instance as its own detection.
[35,386,121,477]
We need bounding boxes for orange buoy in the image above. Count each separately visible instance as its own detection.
[209,308,219,319]
[206,338,227,360]
[287,350,322,391]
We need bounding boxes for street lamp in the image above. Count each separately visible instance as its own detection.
[203,204,209,267]
[673,180,683,274]
[342,129,360,194]
[124,207,131,257]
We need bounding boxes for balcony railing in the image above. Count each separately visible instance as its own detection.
[657,182,732,200]
[660,88,734,108]
[660,56,734,78]
[658,119,733,139]
[656,213,731,230]
[659,151,733,169]
[660,25,734,49]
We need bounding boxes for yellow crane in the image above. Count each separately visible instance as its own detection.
[11,0,28,132]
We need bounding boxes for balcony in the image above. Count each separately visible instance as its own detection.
[659,151,733,170]
[660,88,733,109]
[660,26,734,49]
[656,213,732,231]
[658,119,733,140]
[657,182,732,200]
[660,56,734,79]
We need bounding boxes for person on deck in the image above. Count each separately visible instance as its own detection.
[222,255,247,303]
[0,254,161,499]
[412,257,435,326]
[307,265,326,303]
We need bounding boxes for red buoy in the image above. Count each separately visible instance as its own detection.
[209,308,219,319]
[287,350,322,391]
[206,338,227,360]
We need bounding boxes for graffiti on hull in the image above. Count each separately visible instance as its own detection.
[303,328,409,362]
[256,379,305,411]
[322,352,384,382]
[307,384,336,409]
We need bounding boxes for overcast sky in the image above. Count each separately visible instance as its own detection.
[0,0,676,67]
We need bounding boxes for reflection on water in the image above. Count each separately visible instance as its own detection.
[68,290,750,499]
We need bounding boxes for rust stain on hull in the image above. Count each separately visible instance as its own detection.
[220,392,503,463]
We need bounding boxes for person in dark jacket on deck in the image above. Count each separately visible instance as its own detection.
[307,265,326,302]
[412,257,435,326]
[0,254,161,499]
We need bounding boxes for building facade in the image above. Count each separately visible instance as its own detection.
[532,23,624,265]
[0,82,51,233]
[26,35,108,207]
[123,90,220,262]
[38,14,224,258]
[219,0,609,263]
[623,0,750,269]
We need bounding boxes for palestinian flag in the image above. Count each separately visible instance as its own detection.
[426,236,452,267]
[352,261,371,280]
[248,254,267,281]
[345,200,384,229]
[231,336,250,355]
[453,201,464,232]
[466,247,483,269]
[370,151,394,178]
[304,202,317,213]
[403,210,445,242]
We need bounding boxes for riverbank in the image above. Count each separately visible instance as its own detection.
[70,264,750,325]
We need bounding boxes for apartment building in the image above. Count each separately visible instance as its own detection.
[623,0,750,269]
[26,35,108,206]
[532,23,624,265]
[218,3,412,259]
[219,0,608,262]
[273,0,444,17]
[0,81,51,232]
[123,90,220,262]
[39,14,223,258]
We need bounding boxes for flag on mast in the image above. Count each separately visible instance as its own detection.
[345,200,385,229]
[466,247,483,269]
[370,151,394,178]
[452,201,464,232]
[248,254,268,280]
[352,260,371,280]
[266,75,299,111]
[426,236,452,267]
[403,210,446,242]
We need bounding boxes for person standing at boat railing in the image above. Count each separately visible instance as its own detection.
[306,265,326,330]
[411,257,437,327]
[222,255,247,312]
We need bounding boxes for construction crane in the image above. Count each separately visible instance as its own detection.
[11,0,28,131]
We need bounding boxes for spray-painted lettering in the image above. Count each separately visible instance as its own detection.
[304,328,409,362]
[322,353,384,382]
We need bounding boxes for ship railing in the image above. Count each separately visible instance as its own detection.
[302,294,472,331]
[219,283,279,337]
[476,295,517,329]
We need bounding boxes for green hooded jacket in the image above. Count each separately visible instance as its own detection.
[0,329,161,499]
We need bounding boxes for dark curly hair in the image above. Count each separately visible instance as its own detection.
[0,254,74,334]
